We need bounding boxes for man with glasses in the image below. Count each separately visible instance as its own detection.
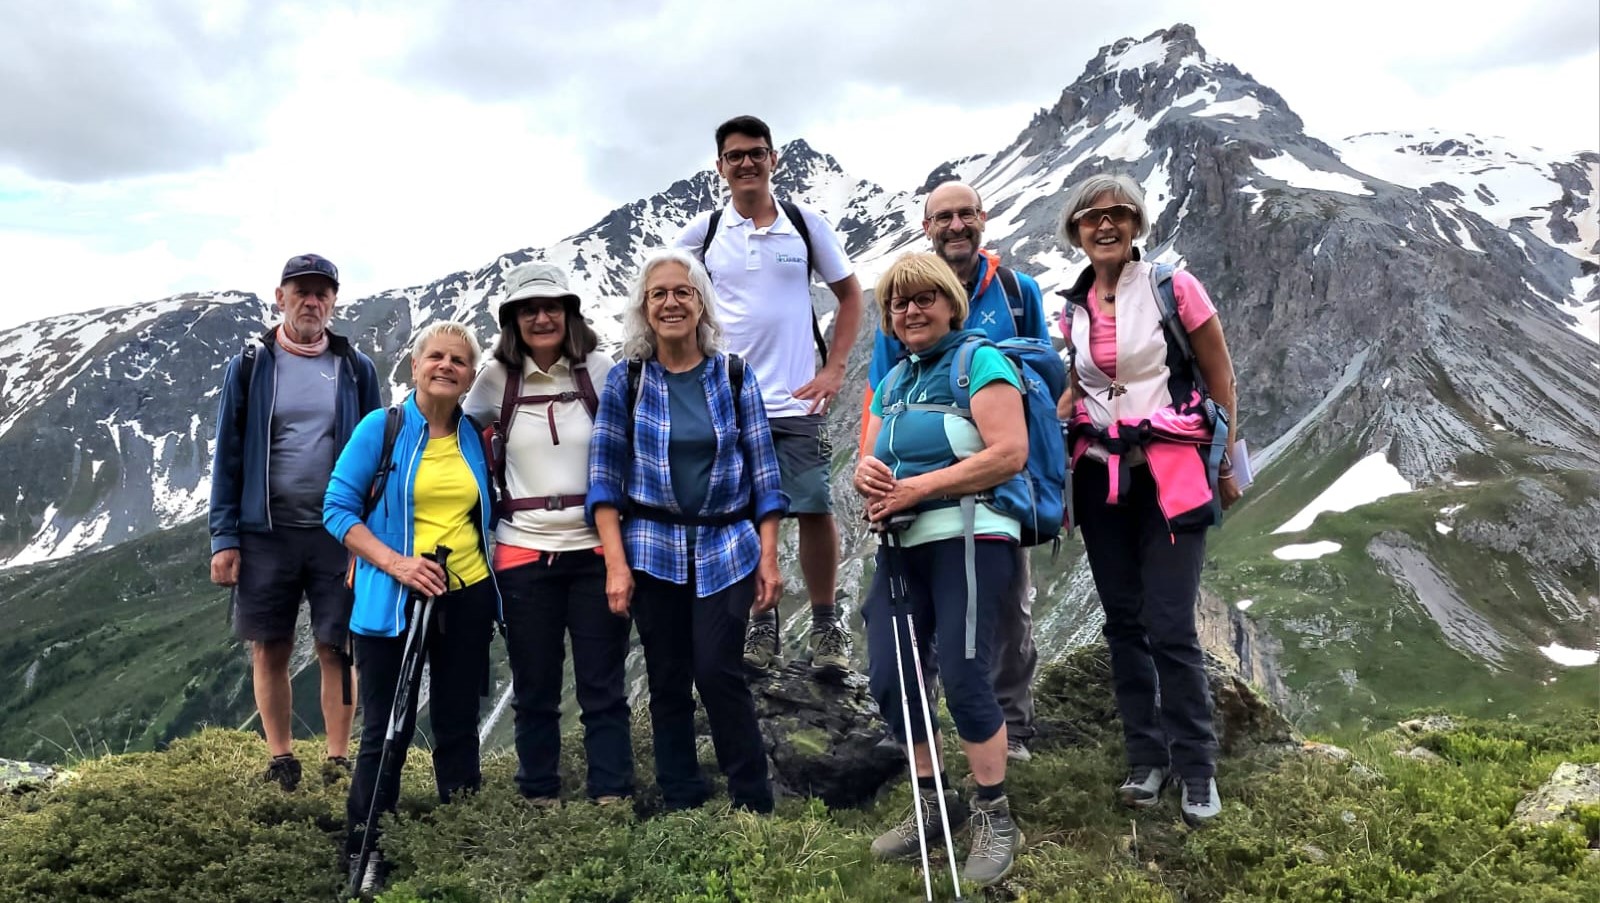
[673,115,865,680]
[208,254,382,790]
[863,181,1051,762]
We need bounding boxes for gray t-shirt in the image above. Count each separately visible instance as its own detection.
[268,349,340,527]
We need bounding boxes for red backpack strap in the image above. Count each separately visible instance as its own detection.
[493,369,521,504]
[572,361,600,420]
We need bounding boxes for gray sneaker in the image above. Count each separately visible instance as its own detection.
[1005,738,1032,762]
[1117,765,1168,809]
[1178,774,1221,825]
[742,617,782,670]
[962,794,1023,886]
[347,851,387,901]
[870,788,966,861]
[809,618,852,677]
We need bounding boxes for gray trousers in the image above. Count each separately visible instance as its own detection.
[991,545,1037,741]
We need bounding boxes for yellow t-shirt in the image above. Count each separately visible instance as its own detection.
[412,433,489,589]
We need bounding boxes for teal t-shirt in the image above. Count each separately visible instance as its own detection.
[664,360,715,518]
[869,339,1023,547]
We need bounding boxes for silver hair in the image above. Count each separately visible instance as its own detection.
[410,320,484,371]
[1057,174,1150,249]
[621,248,726,360]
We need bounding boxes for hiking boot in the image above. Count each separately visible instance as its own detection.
[347,852,388,901]
[742,617,782,671]
[323,755,353,785]
[521,795,562,809]
[870,787,967,860]
[1006,738,1032,762]
[1117,765,1168,809]
[808,617,852,677]
[962,794,1024,886]
[1177,774,1221,825]
[263,754,301,792]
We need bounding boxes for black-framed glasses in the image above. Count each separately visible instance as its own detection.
[1070,203,1139,226]
[515,300,567,320]
[929,206,982,227]
[646,285,700,305]
[887,290,941,314]
[719,146,772,166]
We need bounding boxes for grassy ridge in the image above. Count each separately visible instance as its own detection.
[1,665,1597,902]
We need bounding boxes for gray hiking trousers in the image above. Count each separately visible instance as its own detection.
[992,545,1037,742]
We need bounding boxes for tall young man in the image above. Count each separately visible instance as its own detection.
[864,181,1051,760]
[208,254,382,789]
[674,115,865,678]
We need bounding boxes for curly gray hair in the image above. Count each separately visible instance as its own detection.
[621,249,726,361]
[1056,174,1151,249]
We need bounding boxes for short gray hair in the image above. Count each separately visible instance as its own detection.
[1057,174,1150,249]
[621,249,726,361]
[410,320,483,370]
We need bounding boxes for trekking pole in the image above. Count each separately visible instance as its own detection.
[349,545,452,897]
[877,517,964,901]
[883,519,965,901]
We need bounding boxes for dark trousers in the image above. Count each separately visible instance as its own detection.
[1074,458,1217,779]
[864,536,1011,745]
[499,551,634,800]
[631,569,772,813]
[991,545,1038,741]
[344,577,497,855]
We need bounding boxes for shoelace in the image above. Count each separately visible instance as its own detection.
[1183,778,1211,805]
[1124,766,1156,787]
[745,620,777,650]
[968,805,1011,859]
[815,621,849,655]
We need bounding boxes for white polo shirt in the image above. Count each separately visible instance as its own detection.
[674,197,853,419]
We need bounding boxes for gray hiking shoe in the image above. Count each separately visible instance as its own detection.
[1178,774,1221,825]
[870,788,966,861]
[1117,765,1168,809]
[1006,738,1032,762]
[809,618,852,677]
[263,754,301,792]
[742,616,782,670]
[962,794,1023,886]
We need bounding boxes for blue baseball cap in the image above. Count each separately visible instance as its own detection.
[280,253,340,289]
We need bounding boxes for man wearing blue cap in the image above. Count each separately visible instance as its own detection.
[208,254,382,790]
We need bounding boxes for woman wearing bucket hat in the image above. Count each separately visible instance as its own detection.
[462,262,632,806]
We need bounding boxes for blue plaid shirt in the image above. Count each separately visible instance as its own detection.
[586,353,788,596]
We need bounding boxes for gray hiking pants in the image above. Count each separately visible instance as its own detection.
[991,545,1037,742]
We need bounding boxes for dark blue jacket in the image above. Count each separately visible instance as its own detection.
[208,329,382,554]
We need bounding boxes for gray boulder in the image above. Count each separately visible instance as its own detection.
[1,758,64,793]
[1514,762,1600,829]
[748,662,901,808]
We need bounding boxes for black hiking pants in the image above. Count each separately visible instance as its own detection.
[344,577,496,856]
[1074,458,1218,780]
[499,550,634,800]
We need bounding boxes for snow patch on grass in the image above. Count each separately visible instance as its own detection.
[1274,452,1412,534]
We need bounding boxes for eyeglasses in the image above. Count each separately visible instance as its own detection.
[646,285,700,305]
[887,290,941,314]
[1070,203,1139,226]
[516,300,566,320]
[928,207,982,227]
[719,146,772,166]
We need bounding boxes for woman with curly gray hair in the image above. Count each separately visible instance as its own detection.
[1055,173,1240,826]
[586,249,786,813]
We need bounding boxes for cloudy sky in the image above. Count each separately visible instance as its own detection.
[1,0,1594,330]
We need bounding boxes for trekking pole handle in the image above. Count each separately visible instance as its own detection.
[867,513,917,536]
[421,545,453,592]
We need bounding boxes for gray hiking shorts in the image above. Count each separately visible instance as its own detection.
[232,526,353,647]
[769,414,833,515]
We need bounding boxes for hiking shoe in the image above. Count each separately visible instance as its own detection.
[347,852,388,900]
[323,755,353,784]
[263,754,301,792]
[742,617,782,671]
[1177,775,1221,825]
[808,617,852,677]
[870,788,967,861]
[962,794,1024,886]
[521,795,562,809]
[1117,765,1168,809]
[1006,738,1032,762]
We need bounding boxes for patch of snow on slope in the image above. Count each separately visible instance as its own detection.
[1539,644,1599,667]
[1254,153,1372,196]
[1105,36,1169,73]
[1274,451,1412,534]
[1193,96,1265,119]
[1098,106,1157,163]
[1273,541,1342,561]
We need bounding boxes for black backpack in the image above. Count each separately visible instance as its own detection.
[698,199,830,365]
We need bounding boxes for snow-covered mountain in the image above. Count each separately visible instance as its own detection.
[1,24,1596,756]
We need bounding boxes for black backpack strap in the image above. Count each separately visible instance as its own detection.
[995,265,1025,336]
[361,405,403,522]
[778,199,829,367]
[697,209,724,262]
[1150,264,1206,392]
[727,353,746,427]
[624,358,645,449]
